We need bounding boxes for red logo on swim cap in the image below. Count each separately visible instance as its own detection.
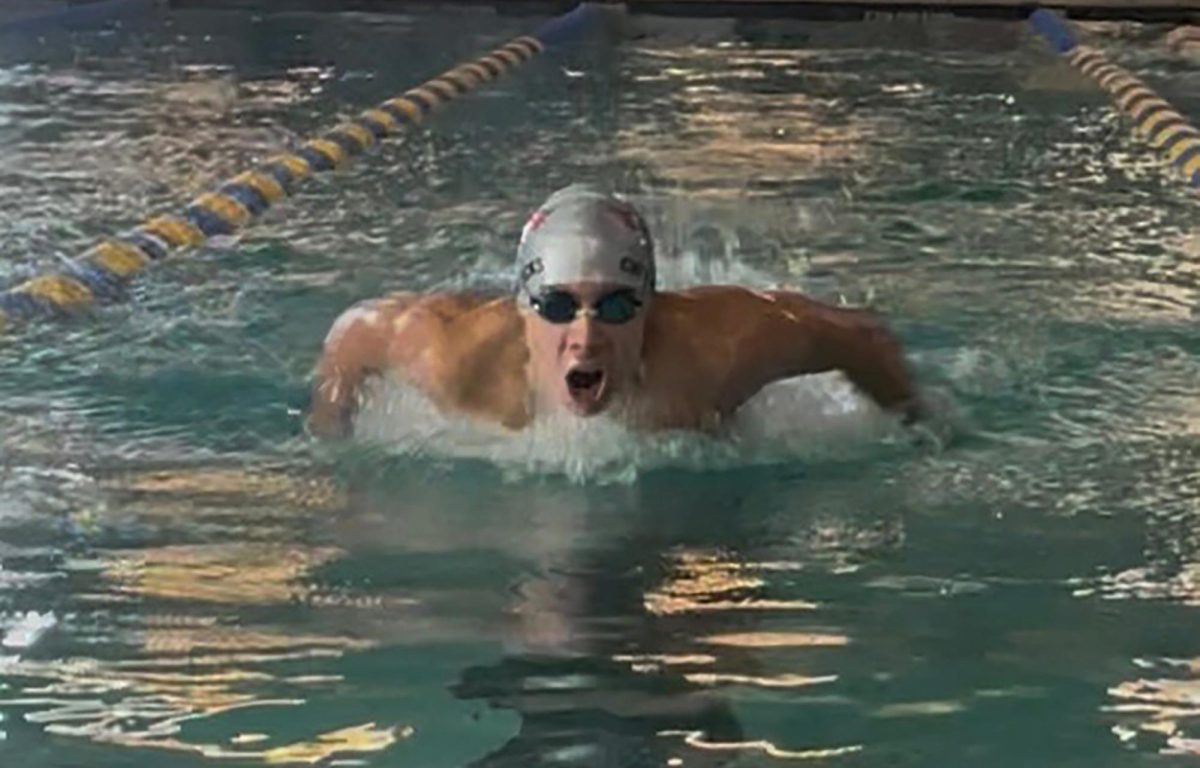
[520,208,550,245]
[527,209,549,231]
[606,204,641,232]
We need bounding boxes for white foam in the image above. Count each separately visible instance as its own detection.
[658,241,789,291]
[351,371,897,484]
[1,611,57,650]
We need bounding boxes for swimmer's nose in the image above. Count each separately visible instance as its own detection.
[566,313,604,353]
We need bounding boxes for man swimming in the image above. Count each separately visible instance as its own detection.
[308,184,924,437]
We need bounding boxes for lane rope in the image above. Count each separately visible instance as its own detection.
[1029,9,1200,191]
[0,3,607,334]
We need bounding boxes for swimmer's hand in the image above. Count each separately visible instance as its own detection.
[898,389,958,451]
[306,396,352,439]
[307,358,367,440]
[900,395,926,427]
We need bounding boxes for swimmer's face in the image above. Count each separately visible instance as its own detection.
[522,282,647,417]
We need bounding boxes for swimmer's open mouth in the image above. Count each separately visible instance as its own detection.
[564,367,607,414]
[566,369,604,392]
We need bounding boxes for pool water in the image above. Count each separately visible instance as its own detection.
[1,5,1199,766]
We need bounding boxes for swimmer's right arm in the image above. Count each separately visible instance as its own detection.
[308,296,411,438]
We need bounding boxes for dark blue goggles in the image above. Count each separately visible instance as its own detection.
[530,289,643,325]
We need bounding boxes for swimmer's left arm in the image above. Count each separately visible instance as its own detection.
[722,289,923,422]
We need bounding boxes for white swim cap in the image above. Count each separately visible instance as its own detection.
[515,184,655,304]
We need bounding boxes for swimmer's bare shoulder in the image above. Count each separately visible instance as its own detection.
[645,286,921,423]
[308,292,528,437]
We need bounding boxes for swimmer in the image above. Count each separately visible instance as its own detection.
[308,184,925,437]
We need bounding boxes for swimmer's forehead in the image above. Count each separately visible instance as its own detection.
[539,281,637,295]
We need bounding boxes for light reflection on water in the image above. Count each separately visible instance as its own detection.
[0,6,1198,768]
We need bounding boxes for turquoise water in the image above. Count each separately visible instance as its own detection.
[1,6,1200,766]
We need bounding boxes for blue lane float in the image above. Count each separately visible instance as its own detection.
[1028,8,1200,190]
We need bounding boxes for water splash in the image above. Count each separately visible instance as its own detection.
[351,370,899,484]
[0,611,56,650]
